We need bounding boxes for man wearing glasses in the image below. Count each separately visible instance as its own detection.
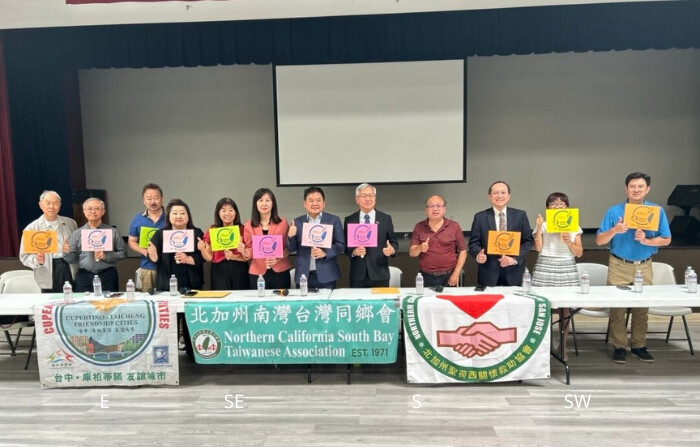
[409,195,467,288]
[596,172,671,364]
[344,183,399,288]
[65,198,127,293]
[468,181,533,287]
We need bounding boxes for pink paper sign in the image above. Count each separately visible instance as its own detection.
[163,229,195,253]
[346,223,378,248]
[301,223,333,248]
[80,228,113,252]
[252,234,284,259]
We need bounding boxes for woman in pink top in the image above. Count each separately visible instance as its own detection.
[198,197,249,290]
[241,188,292,290]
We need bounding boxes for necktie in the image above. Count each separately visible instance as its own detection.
[364,214,370,224]
[498,211,506,231]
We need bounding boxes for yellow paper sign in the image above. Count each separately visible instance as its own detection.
[209,226,241,252]
[545,208,579,233]
[486,230,522,256]
[138,226,159,248]
[22,230,58,254]
[624,203,661,231]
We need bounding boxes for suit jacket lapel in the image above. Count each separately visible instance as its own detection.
[486,209,496,231]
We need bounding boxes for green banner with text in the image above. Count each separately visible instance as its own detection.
[185,299,399,364]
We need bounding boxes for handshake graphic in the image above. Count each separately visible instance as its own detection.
[436,322,517,358]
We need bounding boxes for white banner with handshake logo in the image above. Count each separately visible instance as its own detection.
[403,293,550,383]
[34,299,179,388]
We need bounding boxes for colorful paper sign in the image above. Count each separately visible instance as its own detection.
[80,228,113,252]
[545,208,579,233]
[301,223,333,248]
[346,223,378,248]
[624,203,661,231]
[185,299,399,364]
[252,234,284,259]
[34,300,179,388]
[22,230,58,254]
[163,229,195,253]
[138,226,158,248]
[486,230,522,256]
[209,226,241,252]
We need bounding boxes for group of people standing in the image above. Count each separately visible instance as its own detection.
[18,172,671,363]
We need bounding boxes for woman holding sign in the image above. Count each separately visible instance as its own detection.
[198,198,249,290]
[147,198,205,292]
[532,192,583,360]
[241,188,292,290]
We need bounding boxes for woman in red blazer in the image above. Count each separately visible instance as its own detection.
[241,188,292,290]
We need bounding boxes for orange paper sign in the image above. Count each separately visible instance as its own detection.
[624,203,660,231]
[22,230,59,254]
[486,231,521,256]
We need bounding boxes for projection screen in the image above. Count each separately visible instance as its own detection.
[274,59,465,186]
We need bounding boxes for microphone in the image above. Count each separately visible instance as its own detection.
[148,287,156,295]
[434,284,444,293]
[272,289,289,296]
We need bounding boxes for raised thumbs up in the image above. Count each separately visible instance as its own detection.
[420,237,430,253]
[382,240,395,256]
[476,248,487,264]
[288,219,297,237]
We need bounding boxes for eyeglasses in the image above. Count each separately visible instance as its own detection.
[83,207,103,212]
[547,201,567,208]
[426,204,445,209]
[357,194,376,199]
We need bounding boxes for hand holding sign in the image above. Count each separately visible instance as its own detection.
[353,246,367,258]
[311,247,326,260]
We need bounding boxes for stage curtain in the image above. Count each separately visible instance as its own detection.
[0,36,19,257]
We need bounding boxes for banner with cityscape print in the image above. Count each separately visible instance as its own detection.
[185,299,399,364]
[34,299,179,388]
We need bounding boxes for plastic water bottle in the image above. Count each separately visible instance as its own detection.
[257,275,265,297]
[688,269,697,294]
[522,268,532,293]
[126,279,136,301]
[169,274,178,296]
[580,271,590,294]
[633,269,644,293]
[415,272,424,295]
[299,274,308,296]
[63,281,73,304]
[92,275,102,297]
[685,266,693,287]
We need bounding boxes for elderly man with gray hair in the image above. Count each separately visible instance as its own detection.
[65,197,127,293]
[344,183,399,288]
[19,190,78,292]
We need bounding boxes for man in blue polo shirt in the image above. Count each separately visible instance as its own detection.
[128,183,166,291]
[596,172,671,364]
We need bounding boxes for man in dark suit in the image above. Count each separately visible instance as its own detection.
[288,186,346,289]
[468,181,533,287]
[344,183,399,288]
